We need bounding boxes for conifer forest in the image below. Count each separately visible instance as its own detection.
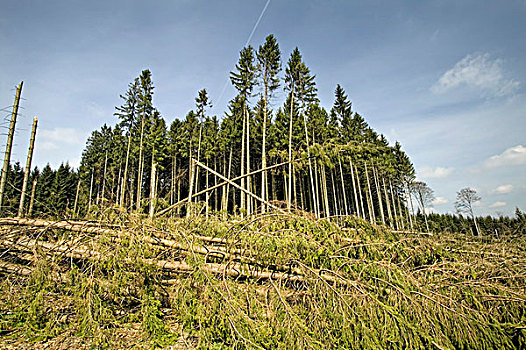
[1,35,525,349]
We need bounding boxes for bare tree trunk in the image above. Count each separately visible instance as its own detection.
[149,155,157,219]
[395,182,405,230]
[321,163,330,218]
[196,110,204,203]
[383,177,394,229]
[88,171,94,212]
[406,182,414,232]
[355,165,366,221]
[261,84,268,213]
[101,150,108,204]
[240,108,246,217]
[225,147,233,214]
[472,212,481,236]
[213,157,218,212]
[373,166,385,225]
[350,159,360,218]
[293,165,297,209]
[314,159,321,216]
[364,162,375,224]
[246,106,252,216]
[205,158,210,217]
[0,81,23,208]
[302,113,317,218]
[330,169,338,216]
[338,158,349,216]
[120,130,132,207]
[116,164,122,205]
[136,117,145,211]
[18,116,38,218]
[28,179,37,218]
[73,178,81,216]
[288,88,294,211]
[170,155,175,205]
[186,158,195,218]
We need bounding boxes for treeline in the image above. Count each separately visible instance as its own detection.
[414,210,526,236]
[2,34,523,236]
[0,162,78,218]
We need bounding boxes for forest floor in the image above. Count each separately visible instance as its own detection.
[0,211,525,349]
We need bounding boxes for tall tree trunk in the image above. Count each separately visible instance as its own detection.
[214,157,218,212]
[0,81,23,208]
[205,158,210,217]
[395,182,405,230]
[120,130,133,208]
[355,165,366,221]
[170,155,175,205]
[88,170,94,212]
[383,177,394,229]
[364,162,375,224]
[246,105,252,216]
[321,163,330,218]
[288,88,294,211]
[136,117,145,211]
[18,116,38,218]
[330,169,338,216]
[293,165,297,209]
[405,182,414,232]
[338,158,348,216]
[350,159,360,218]
[186,158,195,218]
[73,178,81,217]
[149,153,157,219]
[314,159,321,217]
[373,166,385,225]
[116,164,122,205]
[101,150,108,204]
[240,107,246,217]
[390,179,401,230]
[28,179,37,218]
[261,83,268,213]
[302,112,317,218]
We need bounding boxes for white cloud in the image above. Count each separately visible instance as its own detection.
[492,184,513,194]
[484,145,526,168]
[419,166,454,179]
[39,128,86,152]
[431,53,519,97]
[432,197,449,205]
[489,201,507,208]
[36,127,89,168]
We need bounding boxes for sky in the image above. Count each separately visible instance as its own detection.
[1,0,525,217]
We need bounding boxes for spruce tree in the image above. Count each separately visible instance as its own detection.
[256,34,281,211]
[230,46,256,216]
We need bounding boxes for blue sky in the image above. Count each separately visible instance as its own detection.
[1,0,525,216]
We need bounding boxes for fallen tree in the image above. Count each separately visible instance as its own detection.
[1,213,525,349]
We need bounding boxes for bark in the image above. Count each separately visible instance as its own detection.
[0,82,22,208]
[350,159,360,218]
[338,158,349,216]
[18,116,38,217]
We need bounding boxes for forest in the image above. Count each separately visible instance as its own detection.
[1,34,523,235]
[1,35,525,349]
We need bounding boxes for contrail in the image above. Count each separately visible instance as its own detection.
[215,0,271,113]
[245,0,271,47]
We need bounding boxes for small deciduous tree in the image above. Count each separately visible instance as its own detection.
[411,181,435,233]
[455,187,481,235]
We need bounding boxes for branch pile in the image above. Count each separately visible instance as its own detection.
[1,214,525,349]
